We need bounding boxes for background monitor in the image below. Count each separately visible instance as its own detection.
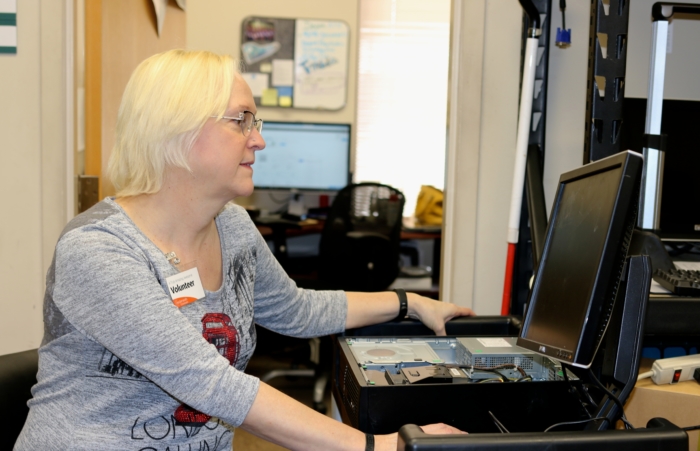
[517,151,643,369]
[254,121,351,191]
[621,98,700,240]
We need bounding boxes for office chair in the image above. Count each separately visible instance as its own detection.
[261,183,405,413]
[0,348,38,448]
[319,182,405,292]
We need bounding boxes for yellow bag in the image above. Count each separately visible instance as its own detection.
[414,185,443,226]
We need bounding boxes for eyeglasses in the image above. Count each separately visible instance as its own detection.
[211,110,263,136]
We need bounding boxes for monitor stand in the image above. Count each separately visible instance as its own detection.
[590,255,652,428]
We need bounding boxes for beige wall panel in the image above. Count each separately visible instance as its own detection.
[442,0,521,313]
[100,0,186,197]
[441,0,485,307]
[470,1,521,315]
[0,1,43,355]
[0,0,69,355]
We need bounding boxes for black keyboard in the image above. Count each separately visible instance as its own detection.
[653,268,700,296]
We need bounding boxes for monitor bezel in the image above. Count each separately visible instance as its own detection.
[253,120,352,192]
[517,151,643,369]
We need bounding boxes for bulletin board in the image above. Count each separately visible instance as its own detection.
[240,17,349,110]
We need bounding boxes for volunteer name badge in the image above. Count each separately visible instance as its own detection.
[165,267,206,308]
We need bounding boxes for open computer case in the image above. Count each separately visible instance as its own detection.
[333,152,688,450]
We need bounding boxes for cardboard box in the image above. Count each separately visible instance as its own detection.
[624,360,700,451]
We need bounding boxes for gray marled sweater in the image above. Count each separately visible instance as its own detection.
[14,198,347,451]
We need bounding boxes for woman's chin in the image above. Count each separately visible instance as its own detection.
[232,184,255,199]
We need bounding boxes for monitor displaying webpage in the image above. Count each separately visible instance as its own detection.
[254,122,351,190]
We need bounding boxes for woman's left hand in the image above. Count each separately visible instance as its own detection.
[407,293,475,336]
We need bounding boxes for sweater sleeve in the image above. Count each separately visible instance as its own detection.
[52,226,259,427]
[229,209,348,338]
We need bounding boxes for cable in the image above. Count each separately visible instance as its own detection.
[454,363,529,382]
[477,378,505,384]
[637,370,653,381]
[555,0,572,48]
[587,368,634,430]
[561,363,598,416]
[488,411,510,433]
[544,416,610,433]
[560,0,567,31]
[683,425,700,431]
[462,364,528,378]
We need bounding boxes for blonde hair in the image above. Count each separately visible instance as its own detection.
[108,49,237,197]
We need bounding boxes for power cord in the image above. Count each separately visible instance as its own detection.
[562,363,598,417]
[544,416,610,432]
[587,368,634,429]
[488,411,510,433]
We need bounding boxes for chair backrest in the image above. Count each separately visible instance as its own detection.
[0,348,38,448]
[319,183,405,291]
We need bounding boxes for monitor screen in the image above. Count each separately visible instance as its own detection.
[620,98,700,240]
[253,121,351,191]
[517,151,642,368]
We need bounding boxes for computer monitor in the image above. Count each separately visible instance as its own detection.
[621,98,700,240]
[253,121,351,191]
[517,151,643,369]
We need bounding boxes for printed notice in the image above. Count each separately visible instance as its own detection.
[165,267,205,308]
[272,59,294,86]
[293,19,349,109]
[241,73,269,98]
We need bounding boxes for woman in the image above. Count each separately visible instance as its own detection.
[15,49,472,451]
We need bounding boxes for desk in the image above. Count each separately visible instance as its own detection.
[256,217,443,286]
[624,359,699,451]
[256,218,440,241]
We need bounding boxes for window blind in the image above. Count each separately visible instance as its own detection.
[355,0,451,216]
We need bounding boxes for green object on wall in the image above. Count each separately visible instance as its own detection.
[0,11,17,54]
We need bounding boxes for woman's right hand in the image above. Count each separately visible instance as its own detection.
[420,423,468,435]
[376,423,467,451]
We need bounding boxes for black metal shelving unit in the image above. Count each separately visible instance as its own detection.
[584,0,631,163]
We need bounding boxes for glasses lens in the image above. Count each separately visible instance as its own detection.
[255,119,263,134]
[241,112,253,136]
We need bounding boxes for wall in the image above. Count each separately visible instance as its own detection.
[626,0,700,100]
[441,0,522,313]
[187,0,359,211]
[97,0,186,198]
[543,0,700,212]
[0,0,70,355]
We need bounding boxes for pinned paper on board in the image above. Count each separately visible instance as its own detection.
[277,86,293,108]
[272,59,294,86]
[241,73,269,98]
[240,16,349,110]
[261,88,279,106]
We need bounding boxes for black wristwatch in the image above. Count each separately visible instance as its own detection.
[365,433,375,451]
[393,289,408,322]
